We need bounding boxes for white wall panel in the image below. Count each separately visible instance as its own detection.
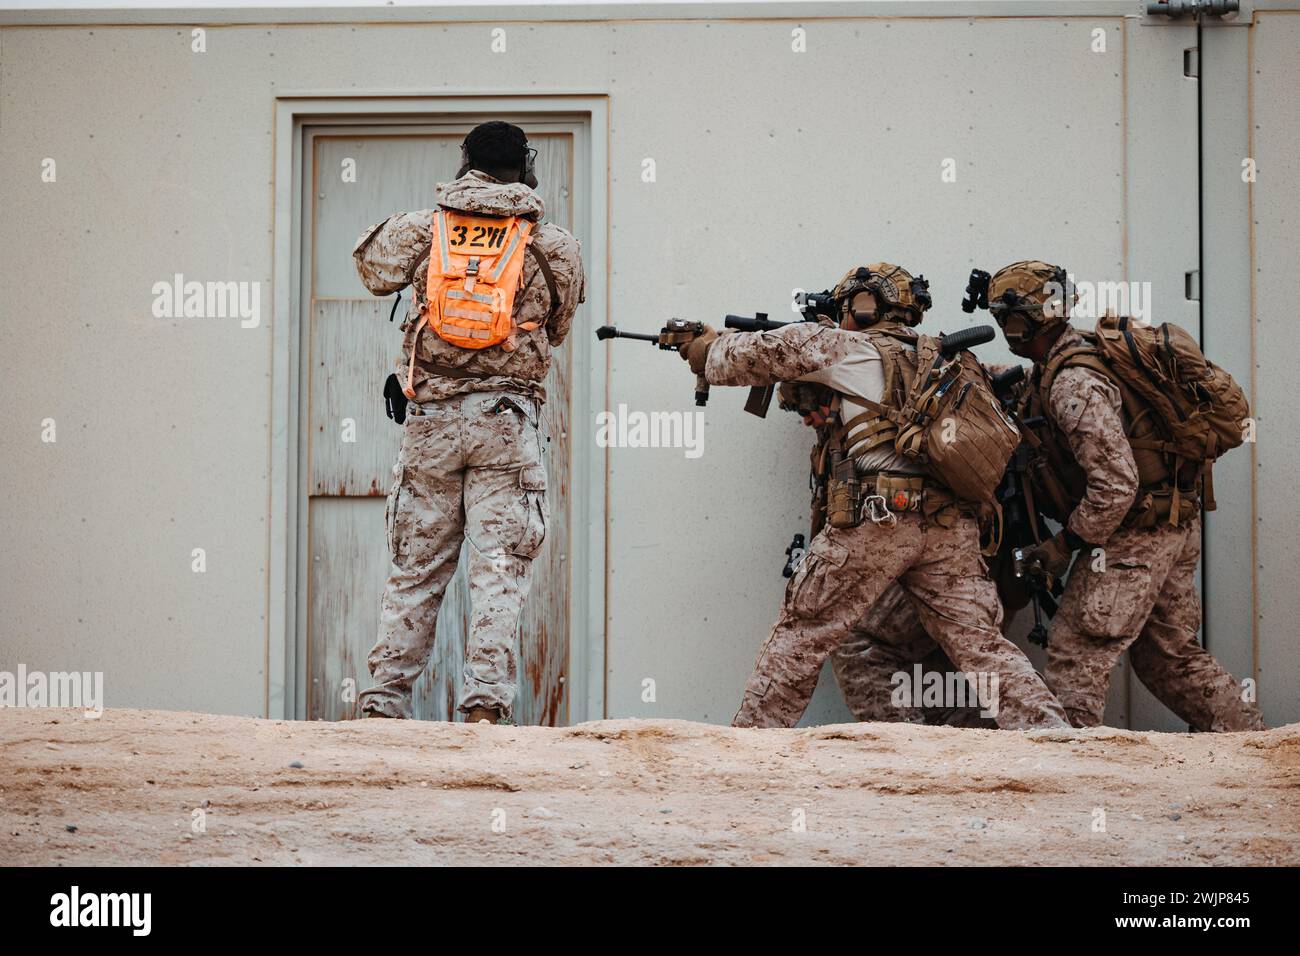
[0,5,1251,730]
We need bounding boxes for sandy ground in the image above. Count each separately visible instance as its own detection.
[1,708,1297,866]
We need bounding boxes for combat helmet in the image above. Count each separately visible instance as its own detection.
[986,260,1073,347]
[832,263,931,327]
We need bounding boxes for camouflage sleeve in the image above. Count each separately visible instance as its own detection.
[533,225,586,348]
[704,323,851,387]
[1048,365,1140,544]
[351,210,434,296]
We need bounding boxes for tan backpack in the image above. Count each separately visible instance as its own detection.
[893,337,1022,506]
[843,331,1019,507]
[1042,315,1249,519]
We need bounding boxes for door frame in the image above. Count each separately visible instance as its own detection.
[269,92,609,721]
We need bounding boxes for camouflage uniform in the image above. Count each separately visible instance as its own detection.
[776,278,999,730]
[351,170,585,720]
[780,380,990,728]
[707,323,1069,731]
[1035,328,1264,731]
[832,584,994,727]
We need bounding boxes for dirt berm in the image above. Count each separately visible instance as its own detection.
[2,709,1296,865]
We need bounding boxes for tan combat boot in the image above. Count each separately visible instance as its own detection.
[465,706,500,725]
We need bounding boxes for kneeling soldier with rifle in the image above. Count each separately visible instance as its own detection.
[676,263,1069,730]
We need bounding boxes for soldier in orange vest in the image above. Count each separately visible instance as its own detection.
[351,122,585,723]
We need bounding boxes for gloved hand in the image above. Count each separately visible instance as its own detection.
[803,405,832,428]
[778,382,833,427]
[1024,528,1086,581]
[676,324,718,375]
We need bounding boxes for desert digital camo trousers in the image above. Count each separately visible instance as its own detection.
[1045,517,1264,731]
[831,583,994,728]
[733,512,1069,730]
[358,389,549,721]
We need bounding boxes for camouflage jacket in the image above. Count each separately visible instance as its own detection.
[1036,327,1140,544]
[705,322,853,388]
[352,170,586,404]
[705,322,919,476]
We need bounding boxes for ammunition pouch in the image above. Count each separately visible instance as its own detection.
[827,458,862,529]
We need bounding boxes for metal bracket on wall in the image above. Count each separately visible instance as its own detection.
[1143,0,1252,23]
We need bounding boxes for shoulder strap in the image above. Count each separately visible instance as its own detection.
[411,222,434,307]
[413,244,431,277]
[527,241,561,325]
[1040,345,1109,407]
[912,334,943,381]
[861,328,917,408]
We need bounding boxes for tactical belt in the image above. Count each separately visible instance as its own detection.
[416,359,480,380]
[1125,486,1201,529]
[406,388,540,423]
[856,470,976,528]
